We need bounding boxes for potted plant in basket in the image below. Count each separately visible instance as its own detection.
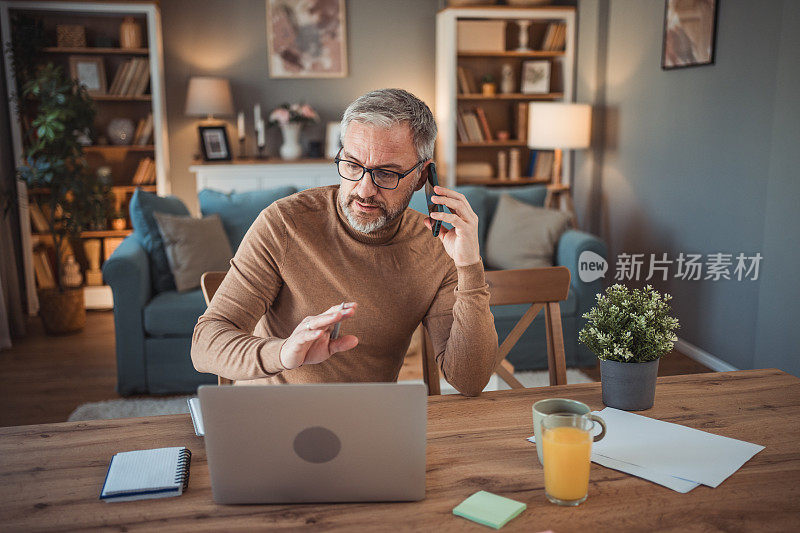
[579,284,680,411]
[268,103,320,160]
[14,62,111,334]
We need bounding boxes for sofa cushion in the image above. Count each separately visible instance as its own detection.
[143,289,206,337]
[486,193,571,269]
[484,185,548,218]
[129,188,191,293]
[198,186,297,251]
[154,212,233,292]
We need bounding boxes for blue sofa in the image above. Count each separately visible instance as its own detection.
[104,185,605,395]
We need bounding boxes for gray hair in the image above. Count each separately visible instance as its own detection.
[339,88,437,162]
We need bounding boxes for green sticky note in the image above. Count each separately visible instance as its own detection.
[453,490,527,529]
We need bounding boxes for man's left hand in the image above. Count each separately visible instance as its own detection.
[424,186,481,267]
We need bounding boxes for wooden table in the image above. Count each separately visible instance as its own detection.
[2,369,799,531]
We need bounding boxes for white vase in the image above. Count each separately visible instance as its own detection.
[279,122,303,160]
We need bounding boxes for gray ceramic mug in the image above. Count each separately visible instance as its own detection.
[532,398,607,464]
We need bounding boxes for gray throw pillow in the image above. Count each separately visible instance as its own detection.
[153,212,233,292]
[486,193,571,269]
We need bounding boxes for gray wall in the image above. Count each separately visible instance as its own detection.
[753,0,800,376]
[160,0,439,213]
[575,0,800,373]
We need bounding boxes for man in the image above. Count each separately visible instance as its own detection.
[191,88,498,396]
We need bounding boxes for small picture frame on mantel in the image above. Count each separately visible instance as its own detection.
[198,125,232,161]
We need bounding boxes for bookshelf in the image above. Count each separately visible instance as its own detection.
[1,0,169,313]
[435,5,576,188]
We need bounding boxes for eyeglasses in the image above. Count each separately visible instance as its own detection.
[334,149,424,190]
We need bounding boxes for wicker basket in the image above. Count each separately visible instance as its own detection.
[56,25,86,48]
[38,287,86,334]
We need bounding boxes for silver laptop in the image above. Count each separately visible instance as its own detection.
[198,382,427,504]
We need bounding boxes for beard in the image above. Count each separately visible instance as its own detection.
[338,186,414,234]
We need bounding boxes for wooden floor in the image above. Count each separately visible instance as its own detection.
[0,311,712,428]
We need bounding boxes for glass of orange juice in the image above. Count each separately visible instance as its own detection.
[541,413,606,506]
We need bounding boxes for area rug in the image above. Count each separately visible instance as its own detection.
[67,369,594,422]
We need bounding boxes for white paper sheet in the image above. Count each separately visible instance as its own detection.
[590,454,700,493]
[590,407,764,488]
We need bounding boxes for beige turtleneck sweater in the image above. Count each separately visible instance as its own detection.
[191,185,498,396]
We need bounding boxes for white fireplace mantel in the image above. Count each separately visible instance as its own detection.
[191,158,339,193]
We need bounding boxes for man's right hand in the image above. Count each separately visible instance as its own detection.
[278,303,359,370]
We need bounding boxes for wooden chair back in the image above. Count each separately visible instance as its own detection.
[200,271,233,386]
[421,266,571,395]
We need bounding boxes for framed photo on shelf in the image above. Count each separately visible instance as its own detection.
[520,60,551,94]
[266,0,348,78]
[69,56,107,95]
[198,125,232,161]
[661,0,718,69]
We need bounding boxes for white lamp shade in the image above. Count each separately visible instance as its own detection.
[184,76,234,117]
[527,103,591,149]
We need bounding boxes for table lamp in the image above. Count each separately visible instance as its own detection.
[185,77,234,161]
[527,102,591,186]
[184,76,234,121]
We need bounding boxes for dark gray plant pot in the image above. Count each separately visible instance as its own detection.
[600,359,660,411]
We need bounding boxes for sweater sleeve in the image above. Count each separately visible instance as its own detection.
[422,260,498,396]
[191,207,288,380]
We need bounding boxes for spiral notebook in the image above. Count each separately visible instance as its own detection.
[100,447,191,502]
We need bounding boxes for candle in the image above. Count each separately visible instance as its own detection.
[254,103,261,126]
[257,125,265,148]
[237,112,245,140]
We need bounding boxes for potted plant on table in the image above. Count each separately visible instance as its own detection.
[268,103,319,160]
[14,62,111,334]
[579,284,680,411]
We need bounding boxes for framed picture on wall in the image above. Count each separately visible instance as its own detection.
[69,56,107,95]
[662,0,719,69]
[266,0,348,78]
[520,60,551,94]
[198,125,232,161]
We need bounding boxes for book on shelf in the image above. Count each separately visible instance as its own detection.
[118,58,140,96]
[133,113,153,145]
[32,247,56,289]
[130,59,150,96]
[516,102,528,142]
[509,149,521,180]
[541,23,566,52]
[555,23,567,50]
[143,157,156,184]
[456,111,469,142]
[460,110,484,143]
[146,158,156,184]
[541,23,554,51]
[526,151,537,178]
[29,203,49,233]
[457,66,477,94]
[108,61,129,95]
[131,158,146,185]
[132,119,145,146]
[534,150,554,179]
[474,107,493,142]
[132,157,155,185]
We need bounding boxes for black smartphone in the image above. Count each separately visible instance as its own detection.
[425,162,444,237]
